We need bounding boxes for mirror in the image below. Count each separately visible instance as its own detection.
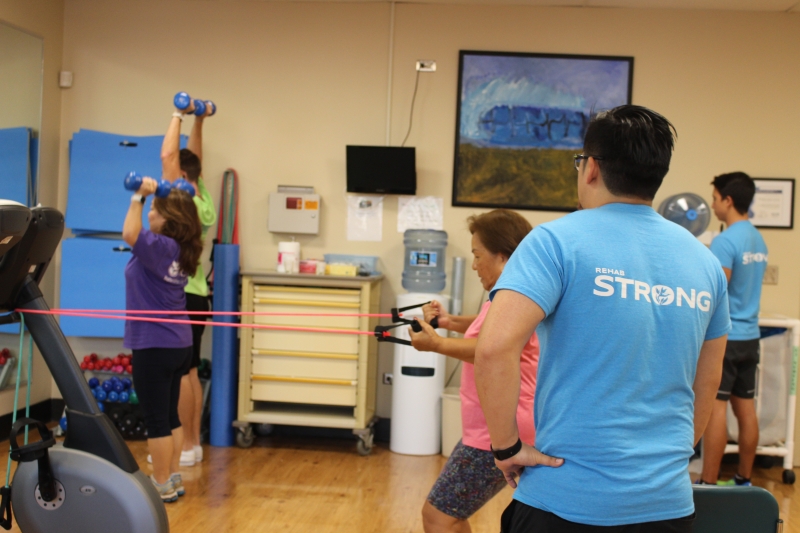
[0,20,43,387]
[0,20,43,206]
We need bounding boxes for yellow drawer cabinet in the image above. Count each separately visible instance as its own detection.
[235,271,382,455]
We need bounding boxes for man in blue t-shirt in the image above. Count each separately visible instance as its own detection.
[699,172,768,487]
[474,105,731,532]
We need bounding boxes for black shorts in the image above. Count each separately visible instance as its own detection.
[717,339,760,401]
[500,500,694,533]
[185,292,210,373]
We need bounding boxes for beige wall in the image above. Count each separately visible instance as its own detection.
[0,0,64,412]
[6,0,800,455]
[60,0,800,419]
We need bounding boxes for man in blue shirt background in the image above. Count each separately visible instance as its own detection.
[700,172,768,487]
[474,105,730,532]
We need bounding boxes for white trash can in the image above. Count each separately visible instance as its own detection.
[390,293,450,455]
[441,387,462,457]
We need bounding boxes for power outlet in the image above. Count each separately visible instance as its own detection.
[416,60,436,72]
[383,372,393,385]
[763,265,779,285]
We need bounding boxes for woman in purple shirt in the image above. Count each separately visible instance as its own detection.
[122,177,202,502]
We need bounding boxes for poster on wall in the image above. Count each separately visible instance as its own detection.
[452,51,633,211]
[750,178,795,229]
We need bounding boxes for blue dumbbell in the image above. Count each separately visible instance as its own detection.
[60,416,68,432]
[192,99,217,117]
[108,391,119,403]
[96,389,107,401]
[174,91,193,112]
[124,172,172,198]
[119,391,130,403]
[172,178,196,197]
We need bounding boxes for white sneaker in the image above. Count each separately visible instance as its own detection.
[179,448,196,466]
[193,445,203,462]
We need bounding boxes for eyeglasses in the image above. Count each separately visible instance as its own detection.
[574,154,604,171]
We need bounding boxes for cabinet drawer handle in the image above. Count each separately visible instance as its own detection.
[253,298,359,309]
[112,246,132,252]
[252,349,358,361]
[252,375,355,386]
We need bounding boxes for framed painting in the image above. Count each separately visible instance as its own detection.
[452,51,633,211]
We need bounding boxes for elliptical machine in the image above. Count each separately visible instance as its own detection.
[0,200,168,532]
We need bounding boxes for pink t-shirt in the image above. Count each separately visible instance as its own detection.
[460,301,538,451]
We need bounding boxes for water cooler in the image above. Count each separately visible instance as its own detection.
[390,230,449,455]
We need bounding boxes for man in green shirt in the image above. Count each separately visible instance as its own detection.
[159,102,217,467]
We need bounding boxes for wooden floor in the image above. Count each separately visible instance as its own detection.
[0,434,799,532]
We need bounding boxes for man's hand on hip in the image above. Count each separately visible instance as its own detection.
[495,443,564,488]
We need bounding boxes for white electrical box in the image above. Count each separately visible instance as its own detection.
[268,185,320,235]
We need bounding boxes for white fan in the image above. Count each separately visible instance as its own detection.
[657,193,711,237]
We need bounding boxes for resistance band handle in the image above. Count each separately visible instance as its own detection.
[408,316,439,333]
[0,486,11,530]
[391,301,433,322]
[8,418,57,502]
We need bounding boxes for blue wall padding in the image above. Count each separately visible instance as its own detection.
[0,127,31,205]
[59,237,130,337]
[65,129,187,233]
[29,136,38,205]
[209,244,240,447]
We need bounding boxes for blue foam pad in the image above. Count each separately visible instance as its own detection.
[65,129,187,233]
[0,127,31,205]
[59,236,131,337]
[209,244,239,447]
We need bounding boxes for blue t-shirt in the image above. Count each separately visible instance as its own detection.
[710,221,767,341]
[491,203,730,526]
[124,229,192,350]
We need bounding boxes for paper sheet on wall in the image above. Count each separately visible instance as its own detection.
[397,196,444,233]
[347,195,383,241]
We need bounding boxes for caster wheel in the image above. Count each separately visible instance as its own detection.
[235,427,255,448]
[356,439,372,456]
[783,469,795,484]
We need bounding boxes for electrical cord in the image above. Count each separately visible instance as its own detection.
[400,70,421,147]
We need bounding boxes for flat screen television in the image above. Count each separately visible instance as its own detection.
[346,145,416,195]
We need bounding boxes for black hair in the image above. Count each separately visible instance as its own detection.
[180,148,201,183]
[583,105,677,200]
[711,172,755,215]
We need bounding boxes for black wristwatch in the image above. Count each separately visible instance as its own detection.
[491,438,522,461]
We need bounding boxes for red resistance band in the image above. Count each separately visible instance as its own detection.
[19,309,380,337]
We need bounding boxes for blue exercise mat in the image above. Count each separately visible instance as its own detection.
[0,127,32,206]
[65,129,187,234]
[59,236,131,337]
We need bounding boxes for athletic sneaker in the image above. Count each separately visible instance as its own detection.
[180,449,196,466]
[146,450,196,467]
[170,473,185,497]
[718,474,753,487]
[193,445,203,462]
[151,475,178,503]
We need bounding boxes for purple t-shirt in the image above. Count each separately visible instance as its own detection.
[123,229,192,349]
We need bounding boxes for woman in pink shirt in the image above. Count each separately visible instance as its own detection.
[409,209,539,533]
